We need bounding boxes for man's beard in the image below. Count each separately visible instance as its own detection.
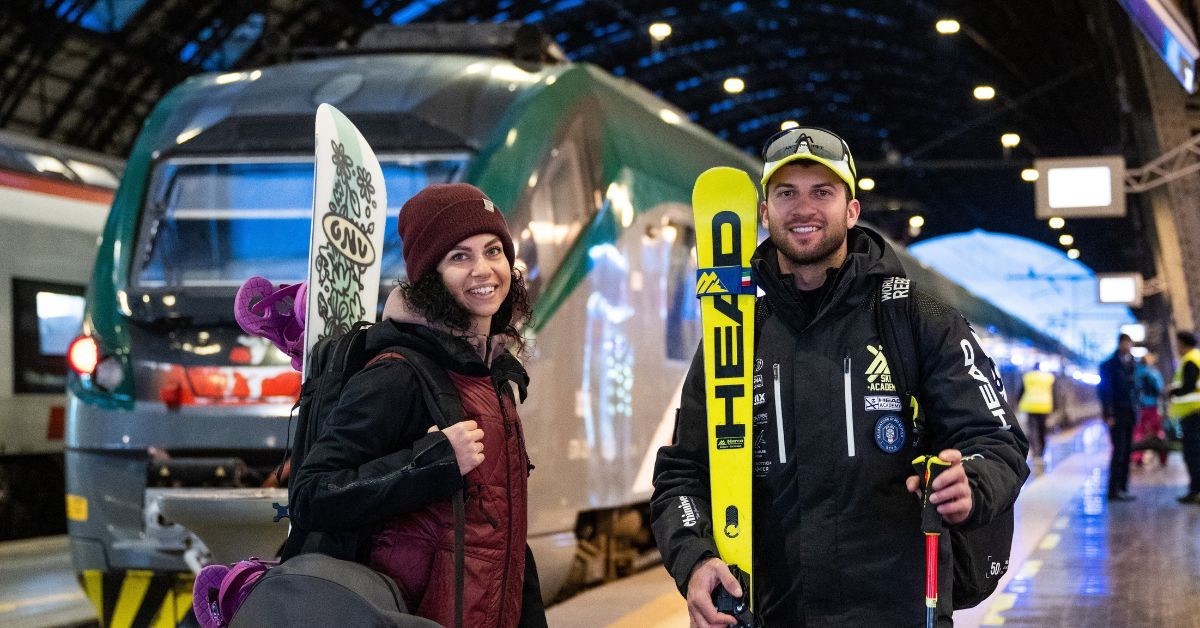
[769,219,848,267]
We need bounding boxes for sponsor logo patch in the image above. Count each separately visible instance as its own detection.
[874,413,907,453]
[865,395,902,412]
[881,277,910,301]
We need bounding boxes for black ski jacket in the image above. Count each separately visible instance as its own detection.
[651,226,1029,627]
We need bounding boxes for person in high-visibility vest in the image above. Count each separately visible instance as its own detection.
[1018,364,1056,459]
[1169,331,1200,504]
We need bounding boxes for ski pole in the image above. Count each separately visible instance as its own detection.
[912,454,949,628]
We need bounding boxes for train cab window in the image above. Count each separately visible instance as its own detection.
[12,279,86,394]
[665,223,701,361]
[512,133,595,298]
[134,156,466,306]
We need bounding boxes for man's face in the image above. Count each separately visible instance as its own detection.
[760,162,860,270]
[1119,338,1133,355]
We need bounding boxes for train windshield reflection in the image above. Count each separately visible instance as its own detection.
[135,155,467,291]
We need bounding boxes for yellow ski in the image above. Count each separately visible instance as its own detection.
[692,166,758,622]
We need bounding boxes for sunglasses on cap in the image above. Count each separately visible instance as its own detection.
[760,126,857,198]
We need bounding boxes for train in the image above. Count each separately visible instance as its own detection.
[0,129,120,540]
[63,23,1097,626]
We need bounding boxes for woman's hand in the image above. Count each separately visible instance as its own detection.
[429,420,485,475]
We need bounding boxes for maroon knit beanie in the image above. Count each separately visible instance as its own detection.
[397,183,516,284]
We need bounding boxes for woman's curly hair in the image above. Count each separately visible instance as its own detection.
[398,267,532,355]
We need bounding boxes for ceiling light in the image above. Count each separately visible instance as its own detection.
[1066,248,1080,259]
[659,109,682,124]
[1048,216,1065,229]
[649,22,672,42]
[1021,168,1039,182]
[973,85,996,100]
[858,177,876,191]
[909,215,925,229]
[1000,133,1021,148]
[723,77,745,94]
[1059,234,1074,246]
[935,19,961,35]
[780,120,799,130]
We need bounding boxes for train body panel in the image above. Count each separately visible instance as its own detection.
[0,132,119,540]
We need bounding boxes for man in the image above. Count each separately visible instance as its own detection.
[1017,363,1057,460]
[1098,333,1138,501]
[1169,331,1200,503]
[651,127,1029,627]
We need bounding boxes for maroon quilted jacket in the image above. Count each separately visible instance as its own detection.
[368,360,531,627]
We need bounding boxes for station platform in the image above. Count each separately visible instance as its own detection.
[4,419,1199,627]
[549,419,1200,627]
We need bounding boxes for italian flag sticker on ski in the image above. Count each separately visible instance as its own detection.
[692,166,758,622]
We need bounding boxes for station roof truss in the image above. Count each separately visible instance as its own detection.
[1,0,1195,273]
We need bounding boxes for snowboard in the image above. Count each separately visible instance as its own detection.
[302,103,388,380]
[692,166,759,620]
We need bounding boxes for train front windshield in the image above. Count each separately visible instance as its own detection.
[134,155,467,303]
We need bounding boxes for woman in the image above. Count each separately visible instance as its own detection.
[288,183,545,627]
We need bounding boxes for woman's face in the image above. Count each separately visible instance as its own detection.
[435,233,512,335]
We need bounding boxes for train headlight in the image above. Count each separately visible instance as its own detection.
[68,335,126,390]
[67,335,99,374]
[94,356,125,390]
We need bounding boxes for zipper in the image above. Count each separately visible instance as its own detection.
[772,363,787,464]
[843,354,855,457]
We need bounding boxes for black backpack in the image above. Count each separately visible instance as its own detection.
[275,321,468,628]
[873,276,1017,610]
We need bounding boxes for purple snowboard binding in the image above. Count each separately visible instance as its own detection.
[234,277,306,371]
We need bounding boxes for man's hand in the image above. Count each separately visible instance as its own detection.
[1103,415,1115,427]
[906,448,974,525]
[429,420,485,476]
[686,557,741,628]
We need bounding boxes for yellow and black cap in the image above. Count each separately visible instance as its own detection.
[760,126,857,198]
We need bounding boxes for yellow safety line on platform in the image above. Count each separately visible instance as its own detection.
[980,592,1017,625]
[0,591,86,613]
[606,591,688,628]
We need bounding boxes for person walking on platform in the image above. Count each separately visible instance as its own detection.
[1018,364,1056,460]
[1132,351,1167,468]
[1099,333,1138,501]
[650,126,1029,627]
[1169,331,1200,504]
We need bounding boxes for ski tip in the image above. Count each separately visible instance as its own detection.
[696,166,757,187]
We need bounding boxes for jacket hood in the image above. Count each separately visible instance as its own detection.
[380,286,512,366]
[751,224,905,326]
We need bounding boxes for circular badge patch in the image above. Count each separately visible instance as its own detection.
[874,414,906,453]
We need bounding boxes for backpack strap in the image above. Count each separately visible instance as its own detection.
[873,276,925,449]
[369,347,466,628]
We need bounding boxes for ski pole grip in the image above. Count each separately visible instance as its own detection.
[912,455,950,534]
[713,564,756,628]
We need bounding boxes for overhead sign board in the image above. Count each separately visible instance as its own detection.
[1117,0,1199,93]
[1097,273,1144,309]
[1034,156,1126,218]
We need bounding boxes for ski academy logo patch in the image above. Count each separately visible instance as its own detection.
[874,413,906,453]
[864,395,902,412]
[865,344,896,392]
